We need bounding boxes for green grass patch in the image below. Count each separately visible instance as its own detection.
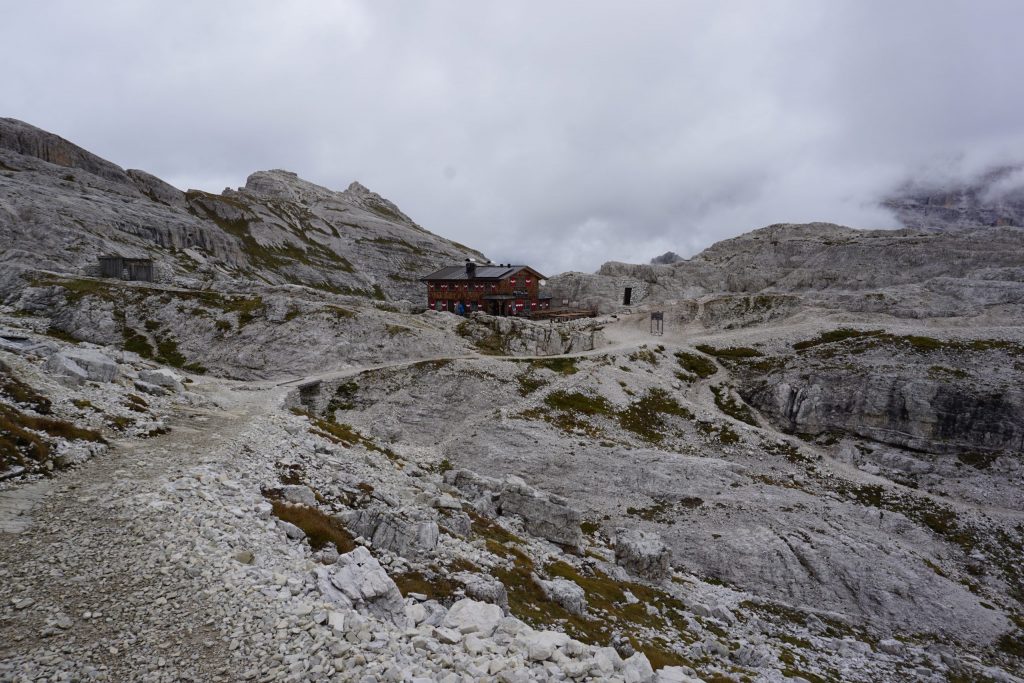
[695,344,763,359]
[710,385,758,426]
[617,388,694,445]
[0,363,52,414]
[529,357,579,375]
[266,496,355,553]
[517,374,547,396]
[793,328,882,351]
[957,451,1002,470]
[544,390,613,416]
[43,326,80,344]
[327,381,359,413]
[674,351,717,379]
[122,327,154,359]
[628,347,658,365]
[155,338,187,368]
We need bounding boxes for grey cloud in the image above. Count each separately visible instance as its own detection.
[3,0,1021,275]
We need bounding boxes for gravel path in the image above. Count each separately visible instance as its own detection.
[0,387,272,683]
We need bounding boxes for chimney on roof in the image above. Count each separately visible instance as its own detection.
[465,258,476,278]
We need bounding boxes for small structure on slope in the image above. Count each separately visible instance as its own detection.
[97,255,154,282]
[421,260,551,316]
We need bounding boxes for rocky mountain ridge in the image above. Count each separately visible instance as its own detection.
[0,117,482,302]
[548,221,1024,320]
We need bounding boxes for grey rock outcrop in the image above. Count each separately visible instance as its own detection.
[457,573,509,611]
[732,339,1024,458]
[340,506,439,560]
[315,546,405,624]
[499,479,583,550]
[441,598,504,637]
[615,529,672,582]
[0,117,130,183]
[138,369,184,394]
[280,485,318,508]
[444,469,584,549]
[46,348,119,384]
[458,313,604,357]
[545,222,1024,319]
[535,576,587,616]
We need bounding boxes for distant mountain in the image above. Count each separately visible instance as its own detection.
[0,118,484,300]
[883,165,1024,230]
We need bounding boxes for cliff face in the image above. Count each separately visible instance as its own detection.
[0,118,482,301]
[883,165,1024,230]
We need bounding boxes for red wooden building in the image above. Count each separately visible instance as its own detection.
[421,261,552,316]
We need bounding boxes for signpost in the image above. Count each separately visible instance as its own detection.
[650,311,664,335]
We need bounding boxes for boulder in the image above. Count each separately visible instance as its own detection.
[46,353,89,384]
[280,485,317,507]
[536,577,587,616]
[133,380,168,396]
[439,510,472,537]
[441,598,504,636]
[341,506,439,559]
[592,647,624,675]
[656,666,703,682]
[138,368,184,393]
[615,528,672,581]
[445,468,502,500]
[520,630,570,661]
[499,476,583,549]
[316,546,405,624]
[46,348,119,383]
[279,521,305,540]
[878,638,905,655]
[622,652,655,683]
[458,572,509,611]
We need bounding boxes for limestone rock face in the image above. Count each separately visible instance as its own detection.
[614,529,672,582]
[458,313,604,356]
[125,169,187,210]
[747,371,1024,455]
[0,117,130,183]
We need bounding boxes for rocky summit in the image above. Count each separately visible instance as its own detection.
[1,121,1023,683]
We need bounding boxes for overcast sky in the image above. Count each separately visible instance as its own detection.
[4,1,1023,274]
